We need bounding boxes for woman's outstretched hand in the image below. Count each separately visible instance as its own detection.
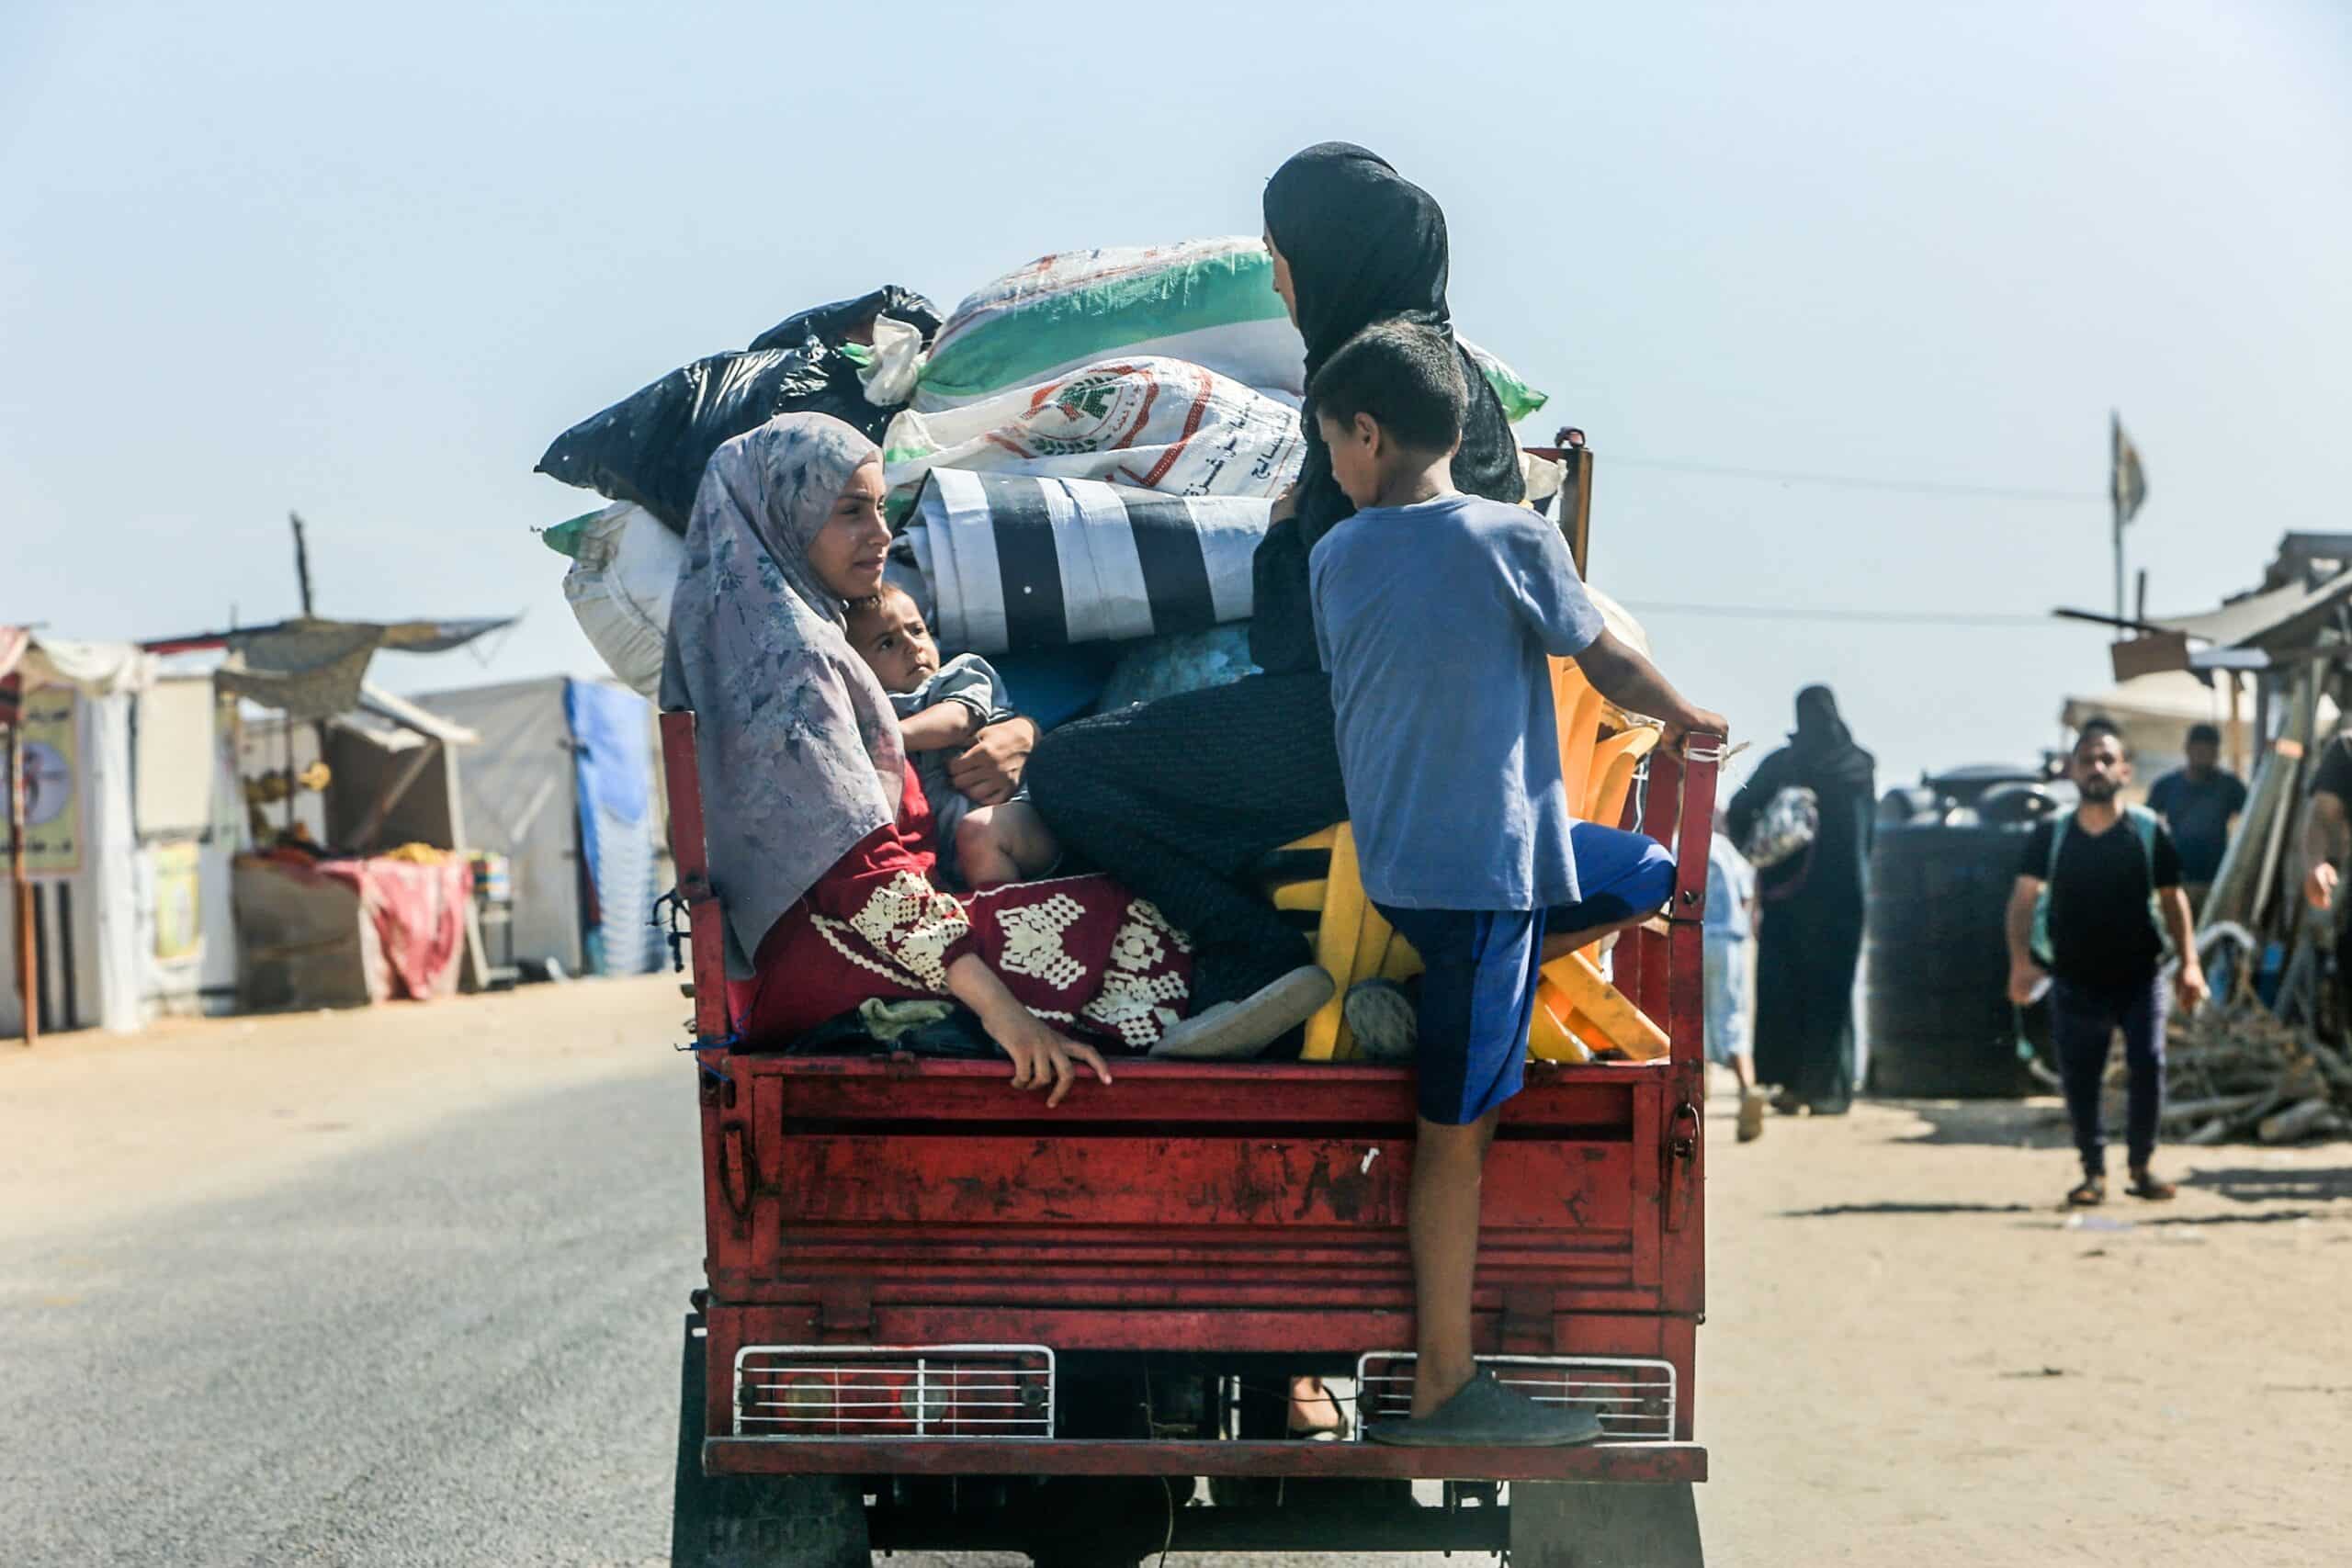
[945,953,1112,1109]
[948,717,1038,807]
[989,1010,1114,1109]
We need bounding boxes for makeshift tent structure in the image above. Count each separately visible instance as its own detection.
[232,687,481,1010]
[415,677,663,980]
[2,633,154,1039]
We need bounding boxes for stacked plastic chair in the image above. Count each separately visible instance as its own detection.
[1272,657,1666,1063]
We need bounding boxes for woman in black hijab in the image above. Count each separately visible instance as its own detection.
[1726,685,1878,1113]
[1025,141,1526,1052]
[1250,141,1525,675]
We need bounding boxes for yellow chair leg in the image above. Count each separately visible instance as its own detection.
[1300,825,1369,1062]
[1532,949,1670,1062]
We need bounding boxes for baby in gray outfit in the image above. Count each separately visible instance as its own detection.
[845,585,1058,889]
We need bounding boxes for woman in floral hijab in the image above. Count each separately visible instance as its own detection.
[662,412,1192,1103]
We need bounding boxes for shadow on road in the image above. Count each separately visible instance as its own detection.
[1778,1201,2038,1218]
[2182,1165,2352,1205]
[1867,1096,2079,1152]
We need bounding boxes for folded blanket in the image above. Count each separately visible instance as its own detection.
[903,470,1272,655]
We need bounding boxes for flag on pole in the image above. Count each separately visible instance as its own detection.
[2110,413,2148,525]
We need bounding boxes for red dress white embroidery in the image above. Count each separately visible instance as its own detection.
[729,761,1192,1050]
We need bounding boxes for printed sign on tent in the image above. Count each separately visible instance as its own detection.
[152,840,202,963]
[19,687,82,879]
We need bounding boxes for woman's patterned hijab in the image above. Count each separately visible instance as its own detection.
[660,412,903,979]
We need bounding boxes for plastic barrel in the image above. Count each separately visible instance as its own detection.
[1864,820,2043,1098]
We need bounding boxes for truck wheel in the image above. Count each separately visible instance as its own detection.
[671,1314,871,1567]
[1510,1481,1704,1567]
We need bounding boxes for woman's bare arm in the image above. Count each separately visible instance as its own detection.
[945,953,1111,1108]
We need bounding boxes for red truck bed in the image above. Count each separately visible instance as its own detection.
[662,709,1716,1560]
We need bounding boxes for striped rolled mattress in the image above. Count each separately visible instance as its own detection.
[902,468,1272,655]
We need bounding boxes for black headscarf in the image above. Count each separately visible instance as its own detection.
[1790,684,1875,787]
[1248,141,1524,674]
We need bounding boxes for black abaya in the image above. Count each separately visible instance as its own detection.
[1726,687,1877,1111]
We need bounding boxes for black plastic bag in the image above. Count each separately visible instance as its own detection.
[746,284,941,355]
[537,284,940,535]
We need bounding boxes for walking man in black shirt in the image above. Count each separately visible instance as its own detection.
[2005,720,2208,1206]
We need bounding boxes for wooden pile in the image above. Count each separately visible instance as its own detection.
[2165,1003,2352,1145]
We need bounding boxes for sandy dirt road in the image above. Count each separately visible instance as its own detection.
[4,976,2346,1565]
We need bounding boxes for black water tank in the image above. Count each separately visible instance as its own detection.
[1864,773,2064,1099]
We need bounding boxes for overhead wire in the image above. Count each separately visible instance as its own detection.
[1618,601,2094,628]
[1595,454,2103,504]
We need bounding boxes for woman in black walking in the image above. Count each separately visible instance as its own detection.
[1726,685,1876,1114]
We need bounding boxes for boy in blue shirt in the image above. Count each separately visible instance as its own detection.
[1309,321,1726,1447]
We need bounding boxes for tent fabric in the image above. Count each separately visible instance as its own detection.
[85,690,143,1032]
[1,634,154,697]
[233,852,469,1008]
[2155,572,2352,650]
[132,678,219,840]
[214,619,517,722]
[357,683,479,745]
[418,678,584,977]
[379,617,517,653]
[2062,671,2233,727]
[218,619,387,720]
[564,680,659,976]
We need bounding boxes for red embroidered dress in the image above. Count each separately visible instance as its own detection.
[729,761,1192,1050]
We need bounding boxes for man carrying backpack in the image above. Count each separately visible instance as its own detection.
[2005,719,2208,1207]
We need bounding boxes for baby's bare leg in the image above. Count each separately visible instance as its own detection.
[956,801,1060,889]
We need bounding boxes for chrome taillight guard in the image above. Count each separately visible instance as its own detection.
[732,1343,1056,1440]
[1352,1352,1679,1445]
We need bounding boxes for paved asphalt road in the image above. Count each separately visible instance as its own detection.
[6,1063,700,1566]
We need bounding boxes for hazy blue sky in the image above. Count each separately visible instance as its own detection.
[5,2,2346,787]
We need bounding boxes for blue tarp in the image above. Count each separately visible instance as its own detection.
[564,679,658,976]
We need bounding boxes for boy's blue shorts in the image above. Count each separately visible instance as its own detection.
[1377,824,1676,1126]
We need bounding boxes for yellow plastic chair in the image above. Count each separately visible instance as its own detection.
[1272,657,1664,1063]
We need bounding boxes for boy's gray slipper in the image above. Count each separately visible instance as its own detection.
[1343,979,1419,1063]
[1364,1371,1604,1449]
[1149,966,1335,1059]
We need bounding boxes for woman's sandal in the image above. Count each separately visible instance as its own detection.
[2126,1168,2177,1201]
[1287,1377,1351,1441]
[2065,1176,2107,1208]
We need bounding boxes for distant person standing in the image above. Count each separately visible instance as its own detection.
[2299,727,2352,1013]
[1704,809,1767,1143]
[2006,719,2207,1208]
[1726,686,1875,1116]
[2146,722,2246,909]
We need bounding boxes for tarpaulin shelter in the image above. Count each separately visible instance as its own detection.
[230,687,481,1010]
[414,677,664,981]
